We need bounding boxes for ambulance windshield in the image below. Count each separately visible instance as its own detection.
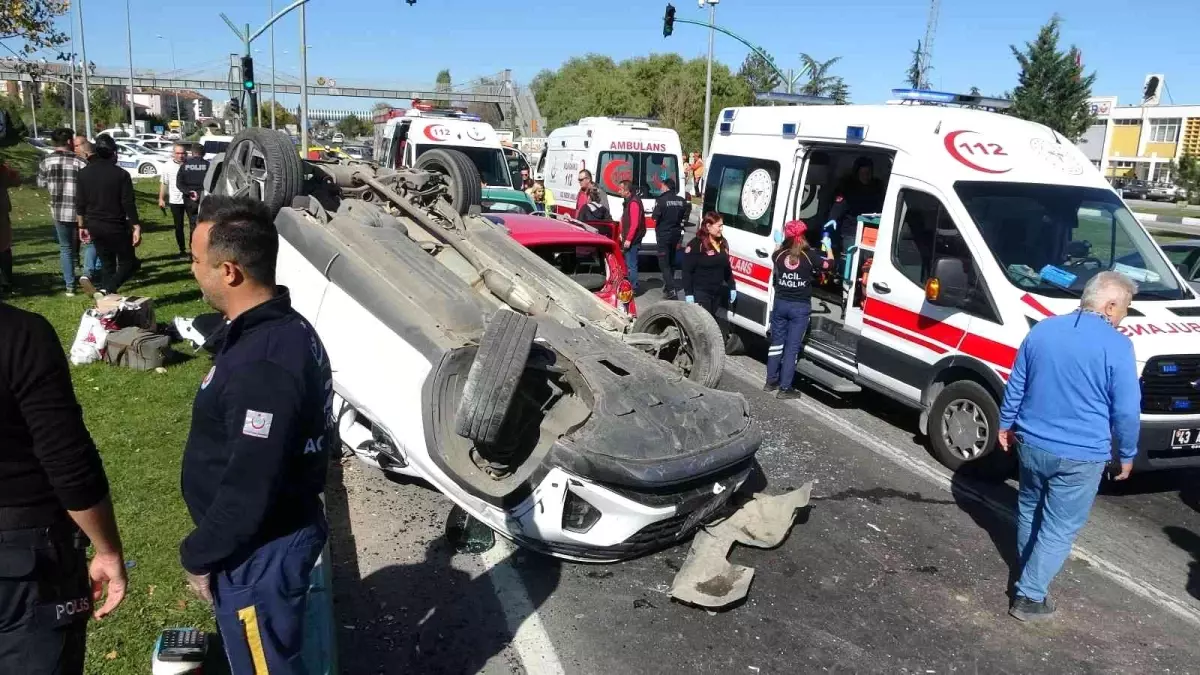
[956,181,1188,300]
[416,145,512,188]
[597,152,680,198]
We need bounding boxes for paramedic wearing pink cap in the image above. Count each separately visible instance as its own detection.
[765,220,831,399]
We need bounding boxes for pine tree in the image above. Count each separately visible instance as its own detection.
[737,52,782,96]
[829,78,850,105]
[905,41,923,89]
[1007,15,1096,141]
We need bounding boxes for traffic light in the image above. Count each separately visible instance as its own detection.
[663,3,676,37]
[228,98,241,116]
[241,55,255,92]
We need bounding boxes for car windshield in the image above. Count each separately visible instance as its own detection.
[203,140,229,155]
[482,197,534,214]
[956,181,1187,300]
[597,151,680,199]
[418,145,511,187]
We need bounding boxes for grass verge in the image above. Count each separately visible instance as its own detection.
[4,175,214,673]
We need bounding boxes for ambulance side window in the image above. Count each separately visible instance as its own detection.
[892,189,996,321]
[703,154,779,237]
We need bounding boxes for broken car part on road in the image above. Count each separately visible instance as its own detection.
[207,129,762,562]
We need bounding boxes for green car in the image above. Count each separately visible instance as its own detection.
[481,187,538,215]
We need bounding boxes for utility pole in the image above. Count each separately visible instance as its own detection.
[270,0,277,129]
[125,0,136,128]
[78,0,92,136]
[300,2,309,152]
[701,0,717,160]
[27,82,38,137]
[69,13,77,131]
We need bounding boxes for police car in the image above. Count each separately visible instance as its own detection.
[538,116,686,256]
[115,142,169,177]
[706,89,1200,476]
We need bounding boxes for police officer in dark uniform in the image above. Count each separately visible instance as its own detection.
[180,195,332,674]
[0,302,127,674]
[651,177,690,300]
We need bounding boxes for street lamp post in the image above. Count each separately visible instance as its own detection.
[77,0,92,136]
[157,35,181,131]
[69,13,77,131]
[299,3,309,152]
[125,0,136,128]
[270,0,277,129]
[700,0,717,161]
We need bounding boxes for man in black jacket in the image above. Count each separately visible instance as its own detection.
[0,302,127,673]
[76,135,141,296]
[619,180,646,294]
[651,178,689,300]
[181,195,332,674]
[176,143,209,254]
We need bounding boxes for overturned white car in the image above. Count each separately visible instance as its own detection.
[207,129,761,561]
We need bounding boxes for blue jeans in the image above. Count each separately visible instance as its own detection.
[766,298,812,391]
[53,221,78,291]
[1014,440,1105,602]
[624,244,639,293]
[213,519,327,675]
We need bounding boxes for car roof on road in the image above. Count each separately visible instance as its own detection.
[488,213,615,248]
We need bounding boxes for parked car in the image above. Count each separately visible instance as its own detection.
[480,186,537,214]
[1147,182,1179,202]
[206,130,747,561]
[199,134,233,160]
[489,212,637,316]
[1122,180,1150,200]
[113,142,169,176]
[25,137,53,155]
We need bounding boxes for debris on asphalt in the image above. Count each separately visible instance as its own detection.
[670,483,813,609]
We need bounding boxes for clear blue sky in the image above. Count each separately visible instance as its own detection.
[39,0,1200,113]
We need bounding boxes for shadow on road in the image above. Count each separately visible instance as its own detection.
[326,460,562,674]
[1163,526,1200,601]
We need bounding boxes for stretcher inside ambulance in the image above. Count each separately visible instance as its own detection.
[707,91,1200,477]
[538,117,684,254]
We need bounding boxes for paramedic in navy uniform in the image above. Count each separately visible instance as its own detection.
[180,195,333,674]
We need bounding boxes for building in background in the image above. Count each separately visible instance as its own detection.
[1086,75,1200,183]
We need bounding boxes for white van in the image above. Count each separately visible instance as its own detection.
[707,90,1200,476]
[374,108,512,188]
[538,117,685,253]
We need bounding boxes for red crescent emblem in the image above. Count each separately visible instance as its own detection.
[944,130,1010,174]
[423,124,448,142]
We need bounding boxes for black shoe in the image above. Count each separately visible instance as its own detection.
[763,382,779,392]
[776,389,802,400]
[1009,596,1056,622]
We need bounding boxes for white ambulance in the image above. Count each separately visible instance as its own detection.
[707,90,1200,477]
[374,107,513,188]
[537,117,685,253]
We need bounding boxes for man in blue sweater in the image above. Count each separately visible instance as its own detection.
[998,271,1141,622]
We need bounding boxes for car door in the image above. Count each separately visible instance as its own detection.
[703,153,783,334]
[858,177,983,403]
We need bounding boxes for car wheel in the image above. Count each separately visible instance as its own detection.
[212,128,302,214]
[455,308,537,446]
[413,148,482,216]
[631,300,725,388]
[927,380,1013,479]
[138,163,157,175]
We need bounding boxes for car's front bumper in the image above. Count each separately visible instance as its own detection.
[1132,414,1200,471]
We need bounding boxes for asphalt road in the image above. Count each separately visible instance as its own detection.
[1127,198,1200,215]
[328,302,1200,674]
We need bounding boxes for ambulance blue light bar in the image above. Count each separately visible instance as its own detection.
[722,109,736,121]
[781,123,797,137]
[719,122,732,134]
[846,126,865,142]
[890,88,1013,111]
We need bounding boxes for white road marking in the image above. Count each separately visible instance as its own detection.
[724,358,1200,629]
[480,539,567,675]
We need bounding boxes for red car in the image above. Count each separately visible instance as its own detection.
[486,213,637,316]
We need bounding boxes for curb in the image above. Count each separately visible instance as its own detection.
[1134,211,1200,227]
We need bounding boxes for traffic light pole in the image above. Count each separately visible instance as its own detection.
[669,18,789,85]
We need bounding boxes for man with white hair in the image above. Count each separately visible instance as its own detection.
[997,271,1141,622]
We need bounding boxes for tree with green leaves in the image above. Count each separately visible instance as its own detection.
[829,78,850,105]
[905,41,923,89]
[434,69,452,108]
[798,54,842,97]
[969,86,982,96]
[737,52,782,95]
[1007,15,1097,141]
[264,100,298,127]
[336,114,372,138]
[1,1,68,56]
[1171,154,1200,204]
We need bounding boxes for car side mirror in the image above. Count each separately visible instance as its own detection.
[925,256,971,307]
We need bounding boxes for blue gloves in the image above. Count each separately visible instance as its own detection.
[729,289,737,303]
[685,295,695,303]
[773,228,784,244]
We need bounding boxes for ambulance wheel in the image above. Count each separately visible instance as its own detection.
[414,148,482,216]
[631,301,725,388]
[455,309,537,446]
[213,128,303,214]
[927,380,1012,479]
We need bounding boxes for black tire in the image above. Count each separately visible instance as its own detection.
[927,380,1013,479]
[414,148,482,215]
[213,128,303,215]
[455,309,537,445]
[631,301,725,388]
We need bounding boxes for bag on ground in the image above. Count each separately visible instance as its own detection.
[69,310,109,366]
[104,327,170,371]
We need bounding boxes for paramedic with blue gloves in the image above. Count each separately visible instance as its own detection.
[997,271,1140,623]
[825,157,884,256]
[764,220,830,400]
[181,195,333,674]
